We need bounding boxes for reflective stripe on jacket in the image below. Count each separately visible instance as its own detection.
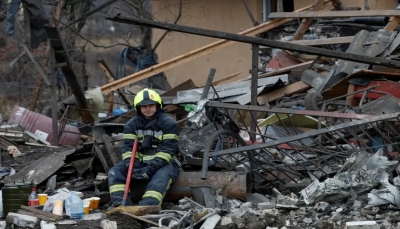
[121,111,179,163]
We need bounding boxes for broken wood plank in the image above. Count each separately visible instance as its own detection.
[289,36,353,46]
[108,16,400,69]
[385,16,400,31]
[292,0,326,40]
[259,61,313,78]
[257,81,311,105]
[163,105,181,113]
[93,143,110,172]
[106,205,161,217]
[346,83,357,106]
[98,60,132,106]
[17,209,55,221]
[4,148,76,184]
[106,91,114,117]
[101,1,331,94]
[122,212,159,227]
[101,134,119,166]
[20,205,63,221]
[268,10,400,19]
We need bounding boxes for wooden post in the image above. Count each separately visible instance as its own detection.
[49,48,59,146]
[292,0,327,41]
[106,92,114,117]
[385,16,400,31]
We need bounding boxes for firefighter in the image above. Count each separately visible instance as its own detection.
[108,88,180,206]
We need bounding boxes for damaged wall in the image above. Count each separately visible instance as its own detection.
[294,0,397,10]
[152,0,262,87]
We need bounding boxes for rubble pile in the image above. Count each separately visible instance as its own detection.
[3,1,400,229]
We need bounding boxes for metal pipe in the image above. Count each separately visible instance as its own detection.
[263,0,268,22]
[129,172,250,203]
[106,14,400,68]
[250,44,258,142]
[201,68,216,99]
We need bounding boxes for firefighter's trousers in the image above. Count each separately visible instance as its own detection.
[108,160,179,206]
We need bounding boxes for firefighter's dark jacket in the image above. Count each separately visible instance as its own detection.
[121,110,179,165]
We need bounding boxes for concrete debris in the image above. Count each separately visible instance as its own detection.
[40,221,56,229]
[100,220,117,229]
[300,150,399,205]
[82,213,106,220]
[6,213,38,228]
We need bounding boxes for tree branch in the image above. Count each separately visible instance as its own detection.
[56,19,134,49]
[152,0,183,51]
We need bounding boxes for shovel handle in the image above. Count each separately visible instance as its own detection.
[121,138,139,206]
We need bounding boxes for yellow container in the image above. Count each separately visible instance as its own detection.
[83,206,90,215]
[92,197,100,209]
[38,194,48,205]
[84,198,94,210]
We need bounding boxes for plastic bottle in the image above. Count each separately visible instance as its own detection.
[65,191,84,219]
[28,187,39,206]
[52,200,63,216]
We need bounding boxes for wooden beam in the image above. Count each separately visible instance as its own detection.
[98,60,132,106]
[101,1,331,94]
[289,36,353,46]
[19,205,63,221]
[384,16,400,31]
[106,91,114,116]
[121,212,159,227]
[257,81,311,105]
[292,0,326,40]
[268,10,400,19]
[258,61,313,78]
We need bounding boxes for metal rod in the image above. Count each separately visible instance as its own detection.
[201,68,217,99]
[206,102,372,119]
[250,44,258,143]
[242,0,258,26]
[50,48,59,146]
[205,112,400,161]
[106,14,400,68]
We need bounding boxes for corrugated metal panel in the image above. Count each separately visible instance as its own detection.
[7,106,81,146]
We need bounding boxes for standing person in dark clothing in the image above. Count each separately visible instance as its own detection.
[108,88,180,206]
